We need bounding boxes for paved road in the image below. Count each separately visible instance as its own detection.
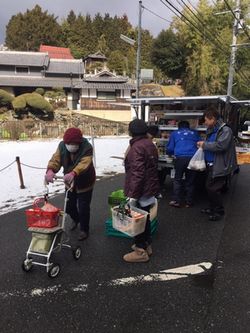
[0,166,249,333]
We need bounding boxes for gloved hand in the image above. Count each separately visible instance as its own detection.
[127,197,137,208]
[45,169,55,184]
[63,171,76,185]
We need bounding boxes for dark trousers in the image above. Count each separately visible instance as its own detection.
[173,157,196,204]
[134,204,151,250]
[205,166,226,212]
[158,168,168,187]
[66,189,93,232]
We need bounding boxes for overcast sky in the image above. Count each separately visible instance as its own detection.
[0,0,180,44]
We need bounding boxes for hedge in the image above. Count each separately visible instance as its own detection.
[35,88,45,96]
[12,92,53,112]
[12,95,27,109]
[0,89,14,105]
[26,93,53,112]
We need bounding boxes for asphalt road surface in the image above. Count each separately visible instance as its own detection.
[0,166,249,333]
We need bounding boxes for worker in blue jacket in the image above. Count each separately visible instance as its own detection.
[166,120,201,207]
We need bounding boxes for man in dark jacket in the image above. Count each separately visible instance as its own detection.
[123,119,160,263]
[197,107,237,221]
[167,121,201,207]
[45,127,96,240]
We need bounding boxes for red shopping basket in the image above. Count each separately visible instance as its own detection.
[25,198,60,228]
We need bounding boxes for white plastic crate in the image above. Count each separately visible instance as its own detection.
[111,206,148,237]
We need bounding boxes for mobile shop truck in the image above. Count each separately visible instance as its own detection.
[129,95,250,177]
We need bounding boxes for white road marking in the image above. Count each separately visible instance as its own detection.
[0,262,212,298]
[0,284,88,299]
[109,262,212,286]
[72,284,88,292]
[30,285,61,297]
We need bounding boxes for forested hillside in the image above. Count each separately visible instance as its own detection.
[4,1,250,98]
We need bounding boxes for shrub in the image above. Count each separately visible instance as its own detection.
[35,88,45,96]
[12,95,27,109]
[45,87,66,109]
[19,132,28,140]
[0,89,14,105]
[26,93,53,112]
[0,129,11,139]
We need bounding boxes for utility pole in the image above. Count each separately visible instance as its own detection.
[136,0,143,100]
[227,0,241,99]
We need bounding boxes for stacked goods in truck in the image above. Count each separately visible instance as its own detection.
[237,152,250,165]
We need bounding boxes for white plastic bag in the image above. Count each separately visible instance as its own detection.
[187,148,206,171]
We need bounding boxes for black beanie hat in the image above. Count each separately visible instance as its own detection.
[128,119,148,136]
[147,125,159,137]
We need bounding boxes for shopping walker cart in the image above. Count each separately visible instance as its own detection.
[22,179,82,278]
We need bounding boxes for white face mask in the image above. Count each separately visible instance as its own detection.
[65,144,79,153]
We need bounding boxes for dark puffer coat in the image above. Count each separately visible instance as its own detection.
[124,136,160,199]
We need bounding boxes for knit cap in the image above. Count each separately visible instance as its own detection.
[63,127,83,144]
[128,119,148,136]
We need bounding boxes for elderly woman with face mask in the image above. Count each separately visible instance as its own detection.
[45,127,96,240]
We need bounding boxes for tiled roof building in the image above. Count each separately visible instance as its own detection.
[0,50,135,116]
[39,45,74,59]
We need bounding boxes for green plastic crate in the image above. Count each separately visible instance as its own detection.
[105,217,158,238]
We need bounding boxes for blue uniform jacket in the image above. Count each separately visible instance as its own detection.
[166,128,201,157]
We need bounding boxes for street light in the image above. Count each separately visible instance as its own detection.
[120,34,135,46]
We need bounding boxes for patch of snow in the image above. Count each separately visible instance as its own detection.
[0,137,129,215]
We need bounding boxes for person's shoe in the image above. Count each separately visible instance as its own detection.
[185,202,193,208]
[131,244,153,256]
[201,207,224,215]
[78,231,89,241]
[169,201,180,208]
[70,221,78,231]
[209,214,223,221]
[123,248,149,263]
[201,208,213,215]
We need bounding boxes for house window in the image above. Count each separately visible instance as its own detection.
[15,66,29,74]
[97,91,116,100]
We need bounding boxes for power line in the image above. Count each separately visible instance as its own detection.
[160,0,249,87]
[160,0,230,57]
[223,0,250,41]
[210,0,217,7]
[177,0,230,52]
[184,0,198,12]
[142,5,172,24]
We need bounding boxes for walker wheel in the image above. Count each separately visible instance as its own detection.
[72,246,82,260]
[48,263,60,278]
[22,259,33,272]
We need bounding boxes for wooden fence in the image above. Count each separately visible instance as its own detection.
[0,120,128,140]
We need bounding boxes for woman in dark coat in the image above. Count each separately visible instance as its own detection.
[123,119,159,263]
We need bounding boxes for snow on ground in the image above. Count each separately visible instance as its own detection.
[0,136,129,215]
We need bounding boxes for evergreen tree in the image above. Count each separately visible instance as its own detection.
[173,0,229,95]
[140,29,154,68]
[151,28,186,79]
[5,5,62,51]
[97,34,109,55]
[108,50,126,75]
